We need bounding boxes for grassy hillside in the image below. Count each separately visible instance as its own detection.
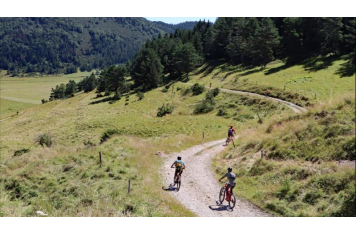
[198,58,355,216]
[0,18,196,75]
[0,58,354,216]
[190,57,355,107]
[0,72,91,104]
[0,77,289,216]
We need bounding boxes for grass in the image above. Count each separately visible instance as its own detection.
[189,57,355,107]
[0,71,91,104]
[0,98,35,119]
[0,77,289,216]
[213,96,355,216]
[1,57,354,216]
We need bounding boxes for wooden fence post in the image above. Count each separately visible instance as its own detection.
[99,152,102,167]
[202,132,205,139]
[128,179,131,194]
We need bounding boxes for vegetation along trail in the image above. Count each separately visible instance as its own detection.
[162,90,307,216]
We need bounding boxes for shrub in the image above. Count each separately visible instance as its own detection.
[161,88,168,93]
[182,87,191,96]
[100,129,119,143]
[157,104,173,117]
[194,100,214,114]
[303,190,322,205]
[41,99,48,104]
[217,109,227,116]
[13,148,30,157]
[342,137,355,160]
[36,133,52,147]
[212,88,220,97]
[191,83,205,95]
[137,91,144,101]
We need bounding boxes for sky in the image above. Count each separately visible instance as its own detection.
[145,17,217,24]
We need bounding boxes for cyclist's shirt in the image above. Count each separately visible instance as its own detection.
[223,172,236,186]
[174,160,185,170]
[228,128,235,136]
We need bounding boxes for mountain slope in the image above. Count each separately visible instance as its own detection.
[0,17,196,75]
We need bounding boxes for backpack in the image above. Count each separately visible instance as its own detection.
[176,161,183,170]
[228,128,233,134]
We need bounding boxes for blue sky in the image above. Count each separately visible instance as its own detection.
[145,17,217,24]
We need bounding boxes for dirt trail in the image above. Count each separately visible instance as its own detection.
[218,88,307,113]
[162,86,308,216]
[162,139,270,217]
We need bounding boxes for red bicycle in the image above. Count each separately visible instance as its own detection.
[218,183,236,209]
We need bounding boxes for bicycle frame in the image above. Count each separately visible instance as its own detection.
[224,183,232,201]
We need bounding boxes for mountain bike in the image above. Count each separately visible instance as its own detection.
[171,167,182,191]
[218,183,236,209]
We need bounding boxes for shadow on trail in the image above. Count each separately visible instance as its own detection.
[209,204,234,212]
[162,186,179,192]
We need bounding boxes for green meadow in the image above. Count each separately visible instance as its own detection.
[0,58,354,216]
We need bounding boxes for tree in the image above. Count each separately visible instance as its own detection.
[131,48,163,90]
[319,17,343,55]
[250,18,280,67]
[65,80,77,97]
[172,43,202,80]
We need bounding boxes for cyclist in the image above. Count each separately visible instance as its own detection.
[171,156,185,184]
[227,125,236,140]
[265,89,270,96]
[219,167,236,196]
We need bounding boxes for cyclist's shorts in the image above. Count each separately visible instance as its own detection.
[175,169,183,175]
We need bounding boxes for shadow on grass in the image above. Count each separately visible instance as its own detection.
[265,63,293,75]
[303,55,339,72]
[89,96,119,105]
[336,61,355,77]
[239,67,265,76]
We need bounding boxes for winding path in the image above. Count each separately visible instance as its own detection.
[162,85,308,216]
[218,88,307,113]
[162,139,270,217]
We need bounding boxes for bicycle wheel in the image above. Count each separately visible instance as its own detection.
[176,180,181,191]
[176,175,181,191]
[229,193,236,209]
[219,187,225,203]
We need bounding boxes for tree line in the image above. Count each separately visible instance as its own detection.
[0,17,197,76]
[46,17,355,102]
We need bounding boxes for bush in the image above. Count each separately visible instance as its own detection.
[342,137,355,160]
[303,190,322,205]
[36,133,52,147]
[100,129,119,143]
[157,104,173,117]
[161,88,168,93]
[212,88,220,97]
[13,148,30,157]
[194,100,214,114]
[41,99,48,104]
[217,109,227,116]
[191,83,205,95]
[137,91,144,101]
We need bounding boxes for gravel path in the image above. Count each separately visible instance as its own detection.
[218,88,307,114]
[162,139,270,217]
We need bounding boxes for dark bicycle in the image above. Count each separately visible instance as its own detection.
[171,167,182,191]
[218,183,236,209]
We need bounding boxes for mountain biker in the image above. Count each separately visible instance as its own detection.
[171,156,185,184]
[228,125,236,140]
[219,167,236,195]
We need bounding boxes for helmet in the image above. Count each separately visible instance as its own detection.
[177,156,182,160]
[228,167,232,172]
